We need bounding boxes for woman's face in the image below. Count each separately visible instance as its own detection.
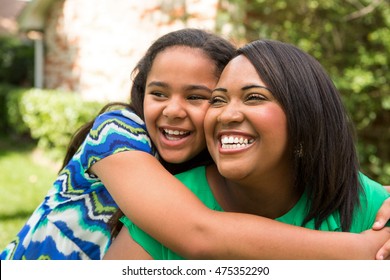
[204,55,291,182]
[143,46,217,164]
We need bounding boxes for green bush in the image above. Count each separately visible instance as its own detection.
[19,89,104,160]
[0,85,104,161]
[0,84,28,135]
[0,36,33,86]
[0,84,14,134]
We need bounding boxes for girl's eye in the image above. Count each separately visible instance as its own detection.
[209,96,226,106]
[187,95,209,101]
[150,91,166,98]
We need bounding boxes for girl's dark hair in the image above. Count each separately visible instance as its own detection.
[63,28,235,173]
[60,28,236,238]
[237,39,360,231]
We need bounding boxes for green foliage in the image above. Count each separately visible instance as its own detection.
[0,36,34,86]
[19,89,104,160]
[217,0,390,183]
[0,137,57,250]
[0,85,104,161]
[0,84,30,136]
[0,84,14,134]
[0,88,103,249]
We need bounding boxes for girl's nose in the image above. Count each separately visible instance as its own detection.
[162,100,187,120]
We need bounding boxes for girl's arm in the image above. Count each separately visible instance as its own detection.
[92,151,390,259]
[104,224,390,260]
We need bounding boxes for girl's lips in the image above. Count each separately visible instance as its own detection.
[158,127,192,147]
[162,128,190,140]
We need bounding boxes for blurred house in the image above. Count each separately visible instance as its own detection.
[15,0,220,101]
[0,0,27,35]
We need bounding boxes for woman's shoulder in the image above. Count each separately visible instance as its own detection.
[358,172,388,200]
[350,172,390,232]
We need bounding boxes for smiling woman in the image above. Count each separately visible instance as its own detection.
[206,40,390,230]
[3,29,390,261]
[206,57,290,189]
[109,39,390,260]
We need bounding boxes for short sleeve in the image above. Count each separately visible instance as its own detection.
[78,109,153,172]
[119,216,180,260]
[354,173,390,231]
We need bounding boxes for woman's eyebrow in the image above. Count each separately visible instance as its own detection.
[212,87,227,93]
[212,85,271,93]
[242,84,271,91]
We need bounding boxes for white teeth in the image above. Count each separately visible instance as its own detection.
[220,135,253,149]
[163,129,190,141]
[222,144,246,149]
[164,129,189,136]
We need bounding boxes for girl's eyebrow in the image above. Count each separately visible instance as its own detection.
[147,81,169,88]
[186,85,213,92]
[148,81,212,92]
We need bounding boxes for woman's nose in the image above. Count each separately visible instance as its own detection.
[217,103,244,124]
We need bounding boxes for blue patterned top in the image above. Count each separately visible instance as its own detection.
[0,109,152,260]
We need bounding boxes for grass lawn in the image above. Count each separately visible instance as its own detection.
[0,137,58,251]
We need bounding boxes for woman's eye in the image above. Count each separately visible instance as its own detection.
[209,96,226,106]
[246,93,267,102]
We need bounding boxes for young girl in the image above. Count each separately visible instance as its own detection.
[105,39,390,260]
[0,28,233,260]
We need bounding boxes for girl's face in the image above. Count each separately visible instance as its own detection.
[204,55,291,183]
[144,46,217,164]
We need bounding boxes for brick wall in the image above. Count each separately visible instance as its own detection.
[0,0,27,35]
[42,0,219,101]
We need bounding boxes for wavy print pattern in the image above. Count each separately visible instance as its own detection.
[1,109,153,260]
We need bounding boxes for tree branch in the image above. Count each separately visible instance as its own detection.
[344,0,383,21]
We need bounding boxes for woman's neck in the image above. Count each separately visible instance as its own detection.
[206,164,301,219]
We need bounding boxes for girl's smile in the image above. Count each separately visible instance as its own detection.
[144,46,218,164]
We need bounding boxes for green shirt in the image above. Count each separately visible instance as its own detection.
[120,166,390,260]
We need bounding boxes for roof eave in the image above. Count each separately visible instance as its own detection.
[17,0,56,32]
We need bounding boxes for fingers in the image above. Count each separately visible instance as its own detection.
[376,239,390,260]
[372,197,390,230]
